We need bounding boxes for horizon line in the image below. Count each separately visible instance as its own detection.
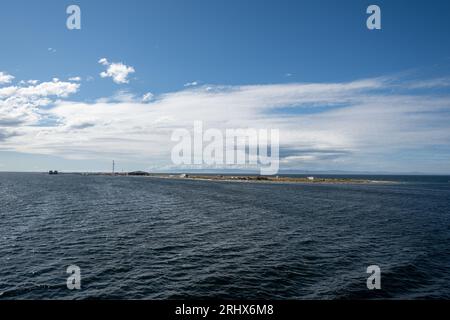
[1,170,449,176]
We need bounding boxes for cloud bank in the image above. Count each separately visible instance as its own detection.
[1,71,450,173]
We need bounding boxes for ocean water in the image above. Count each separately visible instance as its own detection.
[1,173,450,299]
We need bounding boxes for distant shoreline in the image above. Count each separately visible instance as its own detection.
[148,174,398,185]
[4,171,449,184]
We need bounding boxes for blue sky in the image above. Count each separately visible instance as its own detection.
[1,0,450,173]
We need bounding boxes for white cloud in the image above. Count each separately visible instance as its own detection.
[69,76,82,82]
[98,58,109,65]
[110,90,138,103]
[404,77,450,89]
[0,79,80,128]
[0,72,14,85]
[0,81,79,99]
[142,92,154,102]
[18,79,40,86]
[99,58,135,84]
[184,81,199,87]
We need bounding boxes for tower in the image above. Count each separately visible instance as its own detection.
[112,160,115,175]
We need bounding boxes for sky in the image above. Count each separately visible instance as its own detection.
[1,0,450,173]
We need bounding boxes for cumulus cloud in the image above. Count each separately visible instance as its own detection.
[0,79,80,132]
[0,72,14,85]
[99,58,135,84]
[69,76,82,82]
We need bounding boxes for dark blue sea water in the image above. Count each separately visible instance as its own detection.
[1,173,450,299]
